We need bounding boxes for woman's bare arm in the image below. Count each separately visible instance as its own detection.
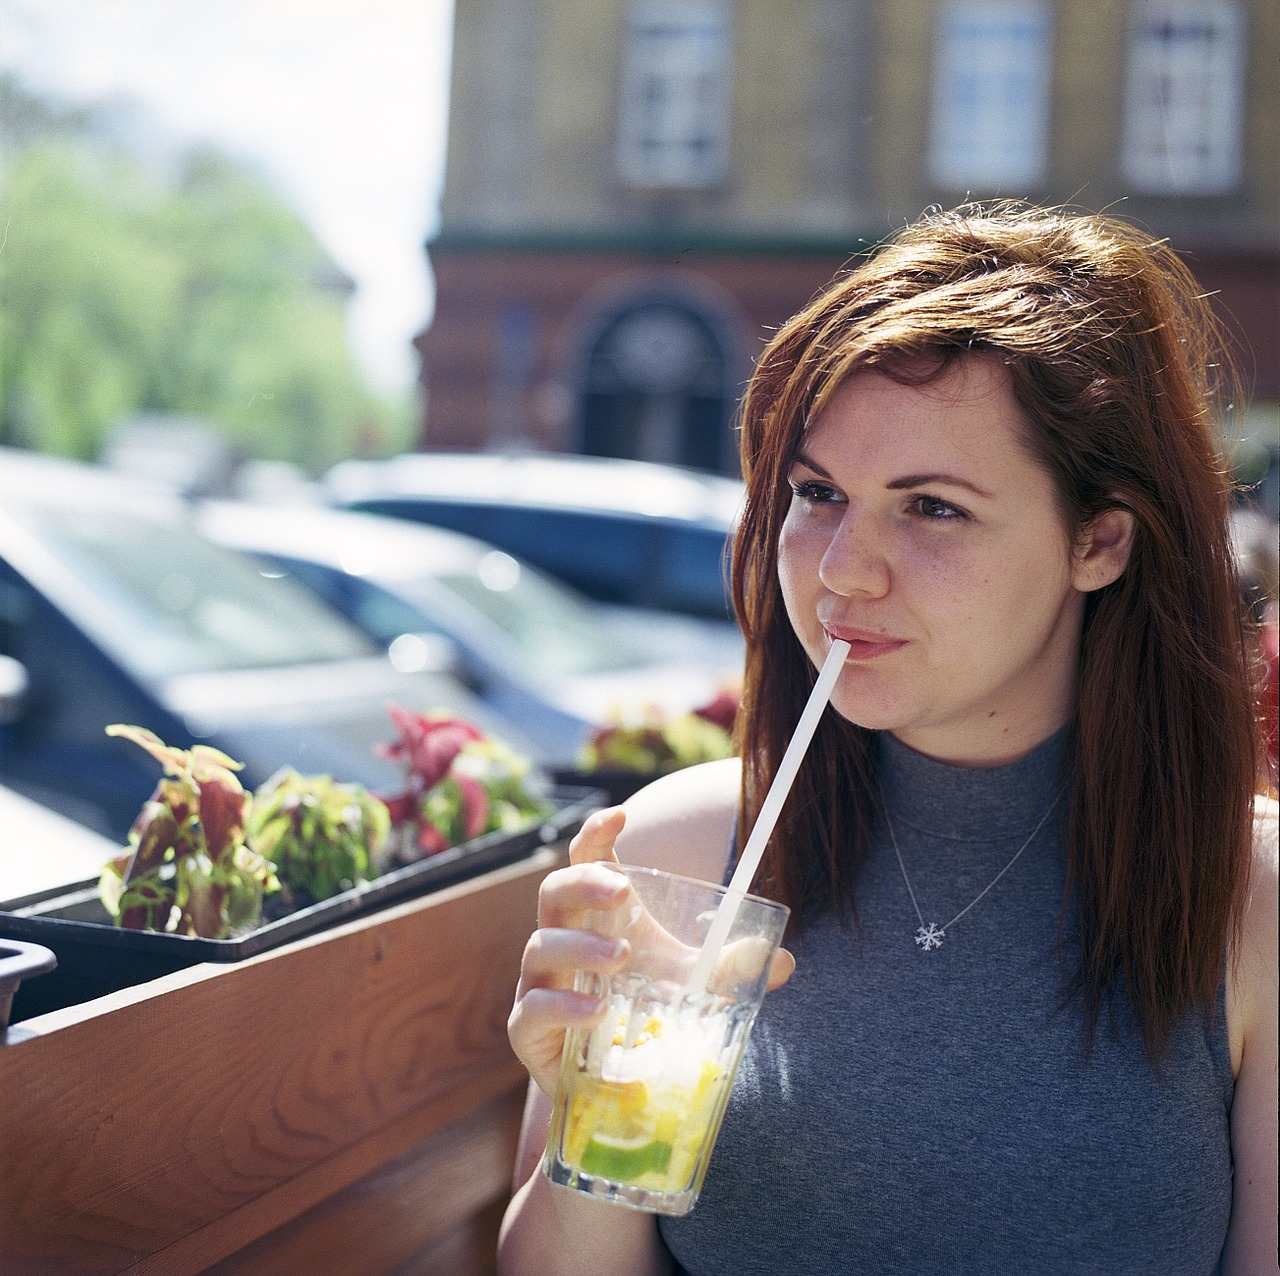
[1222,797,1279,1275]
[497,761,742,1276]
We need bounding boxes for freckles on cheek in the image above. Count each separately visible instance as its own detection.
[909,529,984,587]
[907,544,962,596]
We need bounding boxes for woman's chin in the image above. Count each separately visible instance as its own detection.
[826,689,914,733]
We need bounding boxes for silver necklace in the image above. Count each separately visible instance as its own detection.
[881,791,1062,952]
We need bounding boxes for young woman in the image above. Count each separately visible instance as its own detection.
[500,204,1278,1276]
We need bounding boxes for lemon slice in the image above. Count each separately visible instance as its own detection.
[579,1132,673,1182]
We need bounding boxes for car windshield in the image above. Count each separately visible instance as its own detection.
[23,505,374,679]
[425,551,646,677]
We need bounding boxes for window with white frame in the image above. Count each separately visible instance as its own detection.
[1121,0,1245,195]
[616,0,732,189]
[928,1,1052,190]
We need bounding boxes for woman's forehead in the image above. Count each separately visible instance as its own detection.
[802,356,1021,438]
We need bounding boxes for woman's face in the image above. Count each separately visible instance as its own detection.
[778,358,1099,766]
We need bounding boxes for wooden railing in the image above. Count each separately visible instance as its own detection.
[0,847,563,1276]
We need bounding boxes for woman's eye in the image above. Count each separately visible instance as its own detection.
[790,479,842,505]
[908,494,967,521]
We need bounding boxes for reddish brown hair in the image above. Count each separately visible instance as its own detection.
[731,203,1260,1061]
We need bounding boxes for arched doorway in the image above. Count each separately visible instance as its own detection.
[574,291,742,475]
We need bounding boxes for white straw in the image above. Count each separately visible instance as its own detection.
[684,638,850,994]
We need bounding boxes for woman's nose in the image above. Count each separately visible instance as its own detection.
[818,510,891,598]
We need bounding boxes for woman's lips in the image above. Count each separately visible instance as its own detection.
[825,627,907,660]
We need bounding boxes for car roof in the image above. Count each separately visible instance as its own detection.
[325,451,745,529]
[0,446,181,516]
[196,500,499,583]
[0,448,190,604]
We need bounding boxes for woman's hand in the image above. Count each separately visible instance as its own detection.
[508,805,796,1099]
[508,807,635,1097]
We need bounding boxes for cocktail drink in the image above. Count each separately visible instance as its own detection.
[552,981,740,1205]
[543,864,788,1215]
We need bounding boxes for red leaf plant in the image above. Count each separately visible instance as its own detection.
[100,724,277,938]
[375,706,551,862]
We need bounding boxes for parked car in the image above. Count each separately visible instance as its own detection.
[195,501,743,764]
[0,448,532,842]
[324,451,744,621]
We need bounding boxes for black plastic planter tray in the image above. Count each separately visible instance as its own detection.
[0,786,602,1023]
[549,768,655,806]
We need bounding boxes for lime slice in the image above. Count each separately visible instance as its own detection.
[579,1132,673,1182]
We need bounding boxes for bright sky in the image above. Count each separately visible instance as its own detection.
[0,0,455,399]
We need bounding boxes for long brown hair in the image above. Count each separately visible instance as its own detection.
[731,202,1260,1061]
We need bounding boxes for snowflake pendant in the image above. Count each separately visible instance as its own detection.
[914,922,946,951]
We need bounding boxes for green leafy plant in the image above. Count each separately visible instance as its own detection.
[246,768,391,915]
[0,75,410,466]
[99,711,549,935]
[377,706,553,862]
[578,687,739,777]
[99,724,278,938]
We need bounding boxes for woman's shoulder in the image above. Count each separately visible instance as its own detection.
[1228,794,1279,1072]
[1218,795,1279,1268]
[1244,793,1278,952]
[1253,791,1278,853]
[1246,794,1279,943]
[611,758,741,883]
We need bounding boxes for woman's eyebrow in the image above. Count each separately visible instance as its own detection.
[790,449,829,476]
[887,473,994,499]
[792,451,995,501]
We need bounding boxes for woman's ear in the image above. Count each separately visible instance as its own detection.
[1072,506,1136,593]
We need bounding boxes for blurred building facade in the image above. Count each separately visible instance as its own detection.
[417,0,1279,480]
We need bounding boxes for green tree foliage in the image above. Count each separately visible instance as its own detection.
[0,74,408,470]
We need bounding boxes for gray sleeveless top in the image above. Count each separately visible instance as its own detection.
[659,731,1234,1275]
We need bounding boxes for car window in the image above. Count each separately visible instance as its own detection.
[348,578,452,646]
[430,551,645,677]
[653,524,733,618]
[355,497,486,541]
[17,506,375,679]
[258,555,437,647]
[345,495,736,618]
[485,509,653,605]
[350,498,655,606]
[258,555,351,614]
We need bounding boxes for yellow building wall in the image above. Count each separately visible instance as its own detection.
[867,0,933,221]
[532,2,621,221]
[729,0,824,225]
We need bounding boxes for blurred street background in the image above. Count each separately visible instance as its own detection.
[2,0,1276,489]
[1,0,1277,846]
[2,12,1274,1268]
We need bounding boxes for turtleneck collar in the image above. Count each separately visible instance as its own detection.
[874,728,1068,843]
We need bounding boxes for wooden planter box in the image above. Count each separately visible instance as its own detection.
[0,847,564,1276]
